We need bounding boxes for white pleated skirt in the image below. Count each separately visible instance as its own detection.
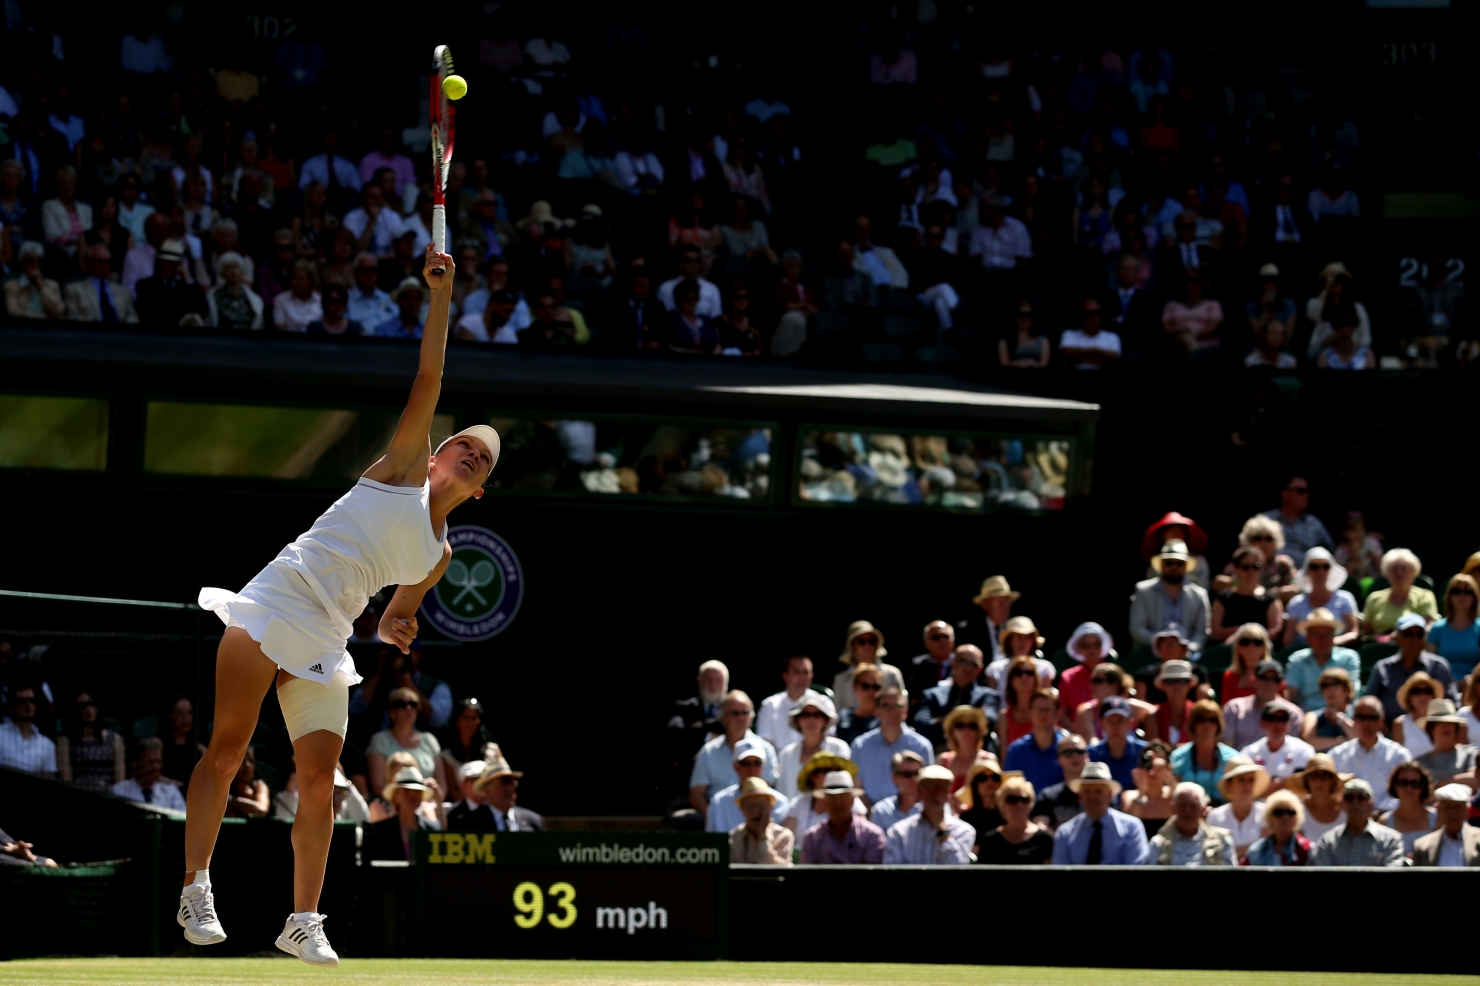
[199,562,363,688]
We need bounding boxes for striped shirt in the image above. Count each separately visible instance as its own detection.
[883,812,976,865]
[0,719,57,775]
[1308,821,1405,867]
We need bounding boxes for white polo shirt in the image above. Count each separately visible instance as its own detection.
[1240,735,1315,781]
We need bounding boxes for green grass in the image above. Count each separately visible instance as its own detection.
[0,960,1472,986]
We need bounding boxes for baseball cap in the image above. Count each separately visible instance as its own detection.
[1099,696,1133,719]
[1255,660,1284,678]
[1435,783,1473,803]
[1260,701,1293,720]
[731,738,766,764]
[1395,613,1428,633]
[1343,778,1374,798]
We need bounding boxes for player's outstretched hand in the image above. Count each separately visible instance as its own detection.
[381,615,418,654]
[424,244,454,293]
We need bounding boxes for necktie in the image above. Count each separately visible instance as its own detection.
[1086,819,1103,864]
[1183,243,1194,269]
[97,280,118,323]
[142,785,154,805]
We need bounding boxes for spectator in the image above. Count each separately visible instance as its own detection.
[1308,779,1405,867]
[882,764,975,865]
[1088,697,1147,792]
[40,165,91,258]
[1411,783,1480,866]
[849,686,934,805]
[1160,268,1223,359]
[306,284,363,336]
[1170,700,1239,805]
[850,215,908,291]
[836,664,883,746]
[343,184,405,258]
[667,660,728,743]
[205,219,254,289]
[358,128,416,197]
[205,252,264,329]
[1307,166,1360,224]
[366,687,449,799]
[1148,782,1236,866]
[65,244,138,323]
[937,705,994,793]
[782,753,866,838]
[915,647,992,750]
[298,130,361,196]
[1035,734,1090,831]
[706,738,779,835]
[1151,657,1201,745]
[1059,296,1122,369]
[976,774,1053,863]
[272,260,323,333]
[1380,761,1437,854]
[666,279,721,353]
[1284,550,1359,648]
[366,766,440,862]
[1004,690,1071,793]
[1240,699,1316,790]
[4,241,63,319]
[771,251,816,358]
[719,196,778,273]
[79,196,134,284]
[111,736,187,811]
[1219,623,1276,702]
[1247,263,1297,350]
[1050,762,1149,864]
[1223,660,1305,750]
[348,252,397,329]
[1210,550,1283,644]
[1129,540,1210,650]
[376,278,426,339]
[968,193,1031,275]
[134,239,208,326]
[657,244,722,317]
[1428,575,1480,679]
[800,771,886,864]
[831,621,904,710]
[689,691,779,813]
[1329,697,1410,811]
[158,695,203,790]
[1122,742,1176,837]
[867,750,925,832]
[1301,668,1358,752]
[1285,610,1362,712]
[441,758,494,828]
[1335,511,1384,582]
[437,697,497,784]
[959,576,1019,661]
[775,695,850,798]
[379,228,425,294]
[907,625,959,715]
[1315,305,1374,370]
[518,290,587,350]
[0,685,56,777]
[602,265,662,351]
[729,777,793,865]
[1073,665,1157,742]
[716,283,763,356]
[56,689,125,791]
[1056,622,1114,728]
[1304,263,1372,361]
[1243,790,1312,866]
[955,757,1004,832]
[997,655,1051,749]
[1364,551,1440,639]
[1414,700,1477,786]
[1372,622,1455,731]
[1245,319,1297,370]
[1287,753,1350,842]
[179,175,217,243]
[999,300,1052,368]
[985,618,1054,704]
[1206,756,1269,858]
[0,825,59,868]
[220,746,270,818]
[473,752,543,831]
[0,159,35,253]
[114,173,154,245]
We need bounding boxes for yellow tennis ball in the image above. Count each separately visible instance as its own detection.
[442,75,468,101]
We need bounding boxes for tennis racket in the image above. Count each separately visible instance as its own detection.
[429,44,457,272]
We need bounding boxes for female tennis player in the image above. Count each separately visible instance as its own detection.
[178,244,497,965]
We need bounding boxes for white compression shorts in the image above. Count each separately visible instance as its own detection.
[277,670,353,742]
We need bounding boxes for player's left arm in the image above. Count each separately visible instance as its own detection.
[378,541,453,652]
[363,245,454,487]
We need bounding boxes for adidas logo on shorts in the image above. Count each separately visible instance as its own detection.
[308,664,324,674]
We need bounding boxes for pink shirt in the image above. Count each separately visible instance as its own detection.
[358,151,417,196]
[1162,299,1224,349]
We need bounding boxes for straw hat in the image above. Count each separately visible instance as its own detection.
[957,756,1004,809]
[1140,512,1209,558]
[787,693,839,729]
[1154,659,1196,687]
[390,276,426,303]
[798,752,857,793]
[734,776,782,808]
[997,615,1045,652]
[1297,547,1348,595]
[916,765,954,786]
[1396,672,1443,714]
[943,704,990,743]
[1286,753,1352,797]
[1296,607,1344,636]
[972,575,1020,605]
[839,620,887,664]
[517,199,573,229]
[473,751,524,792]
[382,766,433,803]
[1067,761,1122,795]
[1217,756,1271,801]
[1150,539,1193,573]
[1418,698,1466,730]
[818,770,864,797]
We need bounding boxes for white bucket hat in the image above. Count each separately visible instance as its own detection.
[1298,547,1348,595]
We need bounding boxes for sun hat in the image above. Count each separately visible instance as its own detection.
[382,766,433,803]
[390,276,426,304]
[1286,753,1352,797]
[1067,761,1122,795]
[1297,547,1348,595]
[972,575,1021,605]
[1140,512,1209,558]
[458,759,490,781]
[1419,698,1466,730]
[1395,613,1428,634]
[1217,756,1271,800]
[956,757,1004,809]
[787,693,839,728]
[916,765,955,786]
[1296,607,1344,636]
[1320,261,1353,280]
[818,770,864,797]
[839,621,887,664]
[473,752,524,792]
[1065,622,1115,663]
[1155,659,1196,685]
[1397,672,1443,713]
[1434,783,1472,803]
[734,776,782,807]
[731,737,767,765]
[1259,263,1281,278]
[158,238,187,262]
[998,615,1045,652]
[1150,539,1193,572]
[1099,696,1133,719]
[943,704,989,742]
[518,199,573,229]
[1153,624,1191,646]
[799,753,857,793]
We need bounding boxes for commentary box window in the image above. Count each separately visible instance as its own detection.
[0,394,108,471]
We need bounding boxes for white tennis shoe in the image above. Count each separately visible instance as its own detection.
[177,884,227,945]
[276,912,340,966]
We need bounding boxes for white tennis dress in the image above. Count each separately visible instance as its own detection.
[200,477,448,686]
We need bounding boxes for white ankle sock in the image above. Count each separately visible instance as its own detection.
[184,868,210,890]
[290,911,318,923]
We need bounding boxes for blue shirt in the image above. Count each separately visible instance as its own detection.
[1051,808,1151,865]
[868,794,923,834]
[1004,729,1070,793]
[1169,742,1240,806]
[1284,590,1359,647]
[705,782,787,833]
[688,731,779,797]
[1088,736,1147,792]
[850,727,935,804]
[348,288,396,329]
[1284,647,1363,712]
[374,315,423,339]
[1427,618,1480,678]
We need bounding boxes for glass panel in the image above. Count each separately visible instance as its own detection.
[145,402,455,480]
[486,415,773,502]
[798,430,1072,512]
[0,395,108,470]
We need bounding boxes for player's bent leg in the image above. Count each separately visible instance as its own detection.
[179,627,278,945]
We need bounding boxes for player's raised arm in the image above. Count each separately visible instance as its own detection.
[363,244,455,486]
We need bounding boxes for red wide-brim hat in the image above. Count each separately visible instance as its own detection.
[1140,511,1209,559]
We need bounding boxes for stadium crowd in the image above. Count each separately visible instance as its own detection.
[0,10,1466,367]
[6,474,1480,868]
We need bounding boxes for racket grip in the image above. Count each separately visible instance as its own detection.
[431,205,446,271]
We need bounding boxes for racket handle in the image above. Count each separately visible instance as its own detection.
[431,205,446,271]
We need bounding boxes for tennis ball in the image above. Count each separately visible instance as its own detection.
[442,75,468,101]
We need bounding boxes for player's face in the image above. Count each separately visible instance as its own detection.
[433,436,493,500]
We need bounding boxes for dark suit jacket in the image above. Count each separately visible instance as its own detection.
[1106,286,1160,353]
[509,806,546,831]
[905,653,952,712]
[603,294,666,351]
[1411,825,1480,867]
[134,275,208,326]
[914,680,995,750]
[1154,241,1223,296]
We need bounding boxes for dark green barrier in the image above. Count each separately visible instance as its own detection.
[0,863,135,960]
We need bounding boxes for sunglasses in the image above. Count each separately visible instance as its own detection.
[1342,793,1372,803]
[856,682,881,691]
[1258,675,1282,683]
[1237,563,1264,571]
[1002,794,1031,805]
[1395,778,1424,789]
[1263,714,1291,723]
[1011,669,1037,678]
[854,637,879,647]
[1059,749,1088,758]
[1452,587,1476,596]
[1353,713,1381,722]
[1307,563,1330,571]
[726,709,753,717]
[894,769,920,779]
[796,711,828,719]
[878,703,905,711]
[388,700,418,710]
[1400,630,1426,639]
[953,721,981,730]
[1249,534,1274,542]
[1269,808,1297,818]
[1407,688,1433,698]
[1237,639,1263,647]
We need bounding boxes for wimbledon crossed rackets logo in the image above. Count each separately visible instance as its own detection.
[420,526,524,641]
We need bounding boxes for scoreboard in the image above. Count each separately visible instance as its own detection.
[400,831,728,959]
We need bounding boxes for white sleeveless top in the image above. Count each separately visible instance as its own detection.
[201,477,446,685]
